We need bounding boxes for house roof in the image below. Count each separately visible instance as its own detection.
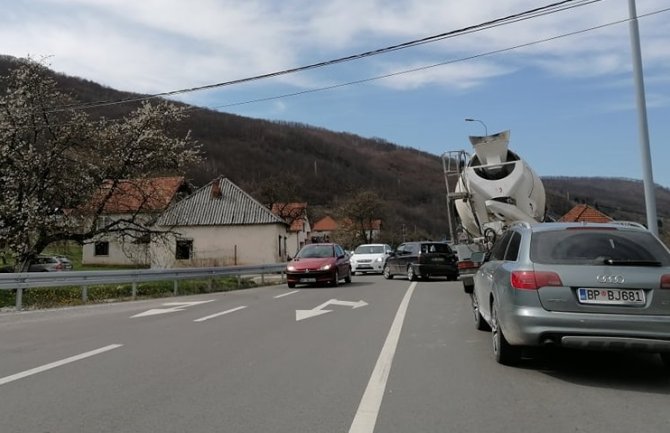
[312,215,338,231]
[559,204,612,223]
[87,176,187,214]
[271,202,308,232]
[157,177,287,227]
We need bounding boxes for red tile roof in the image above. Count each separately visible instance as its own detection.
[559,204,612,223]
[312,215,338,231]
[87,177,187,214]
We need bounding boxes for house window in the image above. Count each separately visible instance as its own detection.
[176,239,193,260]
[96,216,112,230]
[94,241,109,256]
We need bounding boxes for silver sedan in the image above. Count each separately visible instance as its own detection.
[471,221,670,366]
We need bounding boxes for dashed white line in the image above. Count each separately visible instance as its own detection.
[0,344,123,386]
[348,282,417,433]
[274,290,299,299]
[193,306,247,322]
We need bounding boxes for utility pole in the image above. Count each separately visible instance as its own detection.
[628,0,658,235]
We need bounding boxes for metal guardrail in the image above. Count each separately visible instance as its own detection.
[0,263,287,310]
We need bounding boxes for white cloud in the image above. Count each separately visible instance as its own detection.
[1,0,668,96]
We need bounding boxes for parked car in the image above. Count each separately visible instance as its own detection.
[285,243,352,288]
[383,241,458,281]
[349,243,393,275]
[471,221,670,366]
[29,255,73,272]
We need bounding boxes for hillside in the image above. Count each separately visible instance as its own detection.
[2,55,668,242]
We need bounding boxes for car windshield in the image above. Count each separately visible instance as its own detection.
[297,245,335,258]
[530,228,670,265]
[354,245,385,254]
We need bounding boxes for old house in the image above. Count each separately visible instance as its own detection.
[310,215,338,243]
[82,177,192,266]
[271,202,311,257]
[311,215,383,245]
[151,177,289,268]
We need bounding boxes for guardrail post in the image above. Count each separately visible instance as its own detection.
[208,278,213,292]
[237,275,241,288]
[15,288,23,310]
[261,272,265,285]
[173,280,178,296]
[82,286,88,303]
[132,282,137,300]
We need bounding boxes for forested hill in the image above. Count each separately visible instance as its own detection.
[2,55,668,241]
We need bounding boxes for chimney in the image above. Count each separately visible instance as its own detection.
[211,180,222,199]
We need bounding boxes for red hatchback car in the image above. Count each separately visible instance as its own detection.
[286,243,352,288]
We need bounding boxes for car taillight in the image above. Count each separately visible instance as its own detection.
[511,271,562,290]
[660,274,670,289]
[55,262,63,270]
[458,260,478,270]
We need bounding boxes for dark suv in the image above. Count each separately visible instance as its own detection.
[383,241,458,281]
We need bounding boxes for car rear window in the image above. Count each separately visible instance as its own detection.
[530,229,670,265]
[420,243,453,254]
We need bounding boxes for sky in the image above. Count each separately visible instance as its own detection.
[2,0,669,189]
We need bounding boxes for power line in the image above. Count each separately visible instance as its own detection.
[49,0,597,112]
[209,7,670,111]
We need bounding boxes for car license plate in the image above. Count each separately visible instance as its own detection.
[432,257,445,262]
[577,288,645,305]
[300,278,316,283]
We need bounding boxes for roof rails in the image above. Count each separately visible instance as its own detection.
[509,221,532,229]
[610,221,647,229]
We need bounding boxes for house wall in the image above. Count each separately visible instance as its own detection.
[81,214,152,266]
[287,220,311,258]
[82,236,150,266]
[150,224,289,268]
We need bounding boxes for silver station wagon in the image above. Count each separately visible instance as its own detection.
[471,221,670,366]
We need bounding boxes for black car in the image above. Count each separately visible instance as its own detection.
[383,241,458,281]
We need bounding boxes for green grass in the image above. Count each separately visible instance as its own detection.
[1,242,283,310]
[1,276,259,310]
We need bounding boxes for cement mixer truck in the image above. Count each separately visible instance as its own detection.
[442,130,546,290]
[443,130,546,244]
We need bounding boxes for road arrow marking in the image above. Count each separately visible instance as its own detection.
[296,298,368,321]
[131,300,215,318]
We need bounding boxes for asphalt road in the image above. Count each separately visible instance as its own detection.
[1,275,669,433]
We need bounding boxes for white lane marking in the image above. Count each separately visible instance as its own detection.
[193,306,247,322]
[348,282,417,433]
[0,344,123,387]
[274,290,299,299]
[131,300,215,318]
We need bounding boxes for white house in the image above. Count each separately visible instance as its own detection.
[151,177,290,268]
[82,177,192,266]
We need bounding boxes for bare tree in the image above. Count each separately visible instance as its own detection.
[0,58,201,271]
[337,190,385,245]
